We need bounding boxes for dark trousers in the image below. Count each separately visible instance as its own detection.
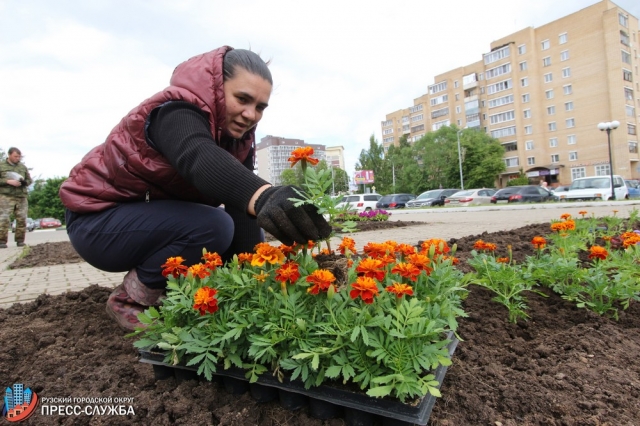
[66,201,235,289]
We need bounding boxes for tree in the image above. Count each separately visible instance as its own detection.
[356,135,387,192]
[28,177,67,223]
[452,127,506,188]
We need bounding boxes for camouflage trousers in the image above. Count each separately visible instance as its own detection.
[0,194,28,245]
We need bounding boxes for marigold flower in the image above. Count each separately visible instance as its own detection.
[396,243,416,257]
[474,240,497,252]
[406,253,432,273]
[363,242,393,259]
[531,236,547,249]
[275,262,301,285]
[202,252,223,270]
[189,263,211,279]
[550,220,576,232]
[564,220,576,231]
[441,255,460,265]
[161,256,189,278]
[306,269,336,294]
[355,257,386,281]
[237,252,253,264]
[560,213,572,220]
[254,271,269,282]
[497,257,510,264]
[288,146,319,167]
[578,210,587,217]
[252,243,285,266]
[278,244,298,257]
[621,232,640,248]
[420,239,450,255]
[588,245,609,260]
[349,276,380,304]
[384,240,399,252]
[385,282,414,298]
[391,262,421,282]
[338,237,357,255]
[193,286,218,316]
[319,248,333,256]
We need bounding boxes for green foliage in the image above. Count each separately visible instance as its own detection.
[506,170,530,186]
[27,177,67,223]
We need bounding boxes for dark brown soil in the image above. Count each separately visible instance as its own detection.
[1,221,639,425]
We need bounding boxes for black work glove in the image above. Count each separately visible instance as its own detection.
[255,185,332,246]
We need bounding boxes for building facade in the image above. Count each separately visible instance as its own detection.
[381,0,639,187]
[255,135,326,185]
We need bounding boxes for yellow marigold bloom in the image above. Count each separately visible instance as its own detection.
[288,146,319,167]
[254,271,269,282]
[385,282,414,298]
[578,210,588,217]
[251,243,285,266]
[588,245,609,260]
[349,276,380,304]
[420,238,450,255]
[189,263,211,279]
[338,237,357,255]
[396,243,416,256]
[497,257,510,264]
[355,257,386,281]
[306,269,336,294]
[531,236,547,249]
[391,262,421,282]
[560,213,572,220]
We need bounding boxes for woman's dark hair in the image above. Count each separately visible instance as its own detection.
[223,49,272,85]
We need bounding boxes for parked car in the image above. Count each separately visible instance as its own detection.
[556,175,628,201]
[626,180,640,199]
[11,218,36,233]
[445,188,496,207]
[551,185,570,201]
[33,218,42,229]
[376,193,416,209]
[336,193,382,213]
[39,217,62,228]
[406,189,461,208]
[491,185,554,204]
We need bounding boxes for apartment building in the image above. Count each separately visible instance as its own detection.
[381,0,639,187]
[255,135,326,185]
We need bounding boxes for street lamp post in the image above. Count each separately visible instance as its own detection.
[456,130,465,190]
[597,120,620,200]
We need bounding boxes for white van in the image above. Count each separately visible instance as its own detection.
[558,175,628,201]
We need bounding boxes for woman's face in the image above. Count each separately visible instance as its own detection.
[223,68,272,139]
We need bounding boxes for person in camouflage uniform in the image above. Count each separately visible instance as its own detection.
[0,147,32,248]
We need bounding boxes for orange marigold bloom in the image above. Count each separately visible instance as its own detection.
[193,286,218,316]
[420,239,450,255]
[441,255,460,265]
[252,243,285,267]
[306,269,336,295]
[349,276,380,304]
[338,237,357,255]
[602,236,612,242]
[578,210,588,217]
[237,252,253,264]
[564,220,576,230]
[391,262,421,282]
[621,232,640,248]
[363,242,392,259]
[551,220,575,232]
[279,244,298,257]
[378,253,397,267]
[406,253,432,273]
[531,236,547,249]
[384,240,399,252]
[560,213,572,220]
[288,146,320,167]
[550,222,564,232]
[385,282,414,298]
[474,240,497,251]
[319,248,333,256]
[396,243,416,257]
[254,271,269,282]
[347,259,354,268]
[161,256,189,278]
[497,257,510,264]
[189,263,211,279]
[275,262,300,284]
[202,252,223,270]
[588,245,609,260]
[355,257,386,281]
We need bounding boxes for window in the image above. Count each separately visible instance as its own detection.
[623,69,633,82]
[527,157,536,165]
[522,93,530,103]
[622,50,631,64]
[619,13,628,28]
[383,128,393,135]
[518,44,526,54]
[526,141,534,150]
[519,61,527,71]
[521,77,528,87]
[484,45,510,65]
[569,151,578,161]
[411,114,424,122]
[430,94,448,106]
[551,154,560,163]
[565,101,574,111]
[525,125,533,135]
[595,164,611,176]
[546,89,554,99]
[409,104,423,113]
[544,73,553,83]
[564,84,573,95]
[626,105,635,117]
[454,80,459,88]
[571,167,586,180]
[566,118,575,128]
[456,106,461,113]
[431,108,448,119]
[630,141,638,153]
[629,124,637,135]
[504,157,519,167]
[625,87,634,100]
[541,39,550,50]
[428,81,447,94]
[549,122,557,131]
[487,79,512,95]
[491,126,517,138]
[502,141,518,152]
[549,137,558,147]
[486,63,511,79]
[381,119,393,127]
[411,124,425,132]
[431,120,448,131]
[568,134,576,145]
[523,109,531,118]
[620,31,630,46]
[488,94,514,108]
[547,106,555,115]
[559,33,568,44]
[543,57,551,67]
[455,93,460,101]
[383,136,394,143]
[402,116,410,123]
[562,67,571,78]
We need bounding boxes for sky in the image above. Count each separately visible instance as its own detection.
[1,0,639,182]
